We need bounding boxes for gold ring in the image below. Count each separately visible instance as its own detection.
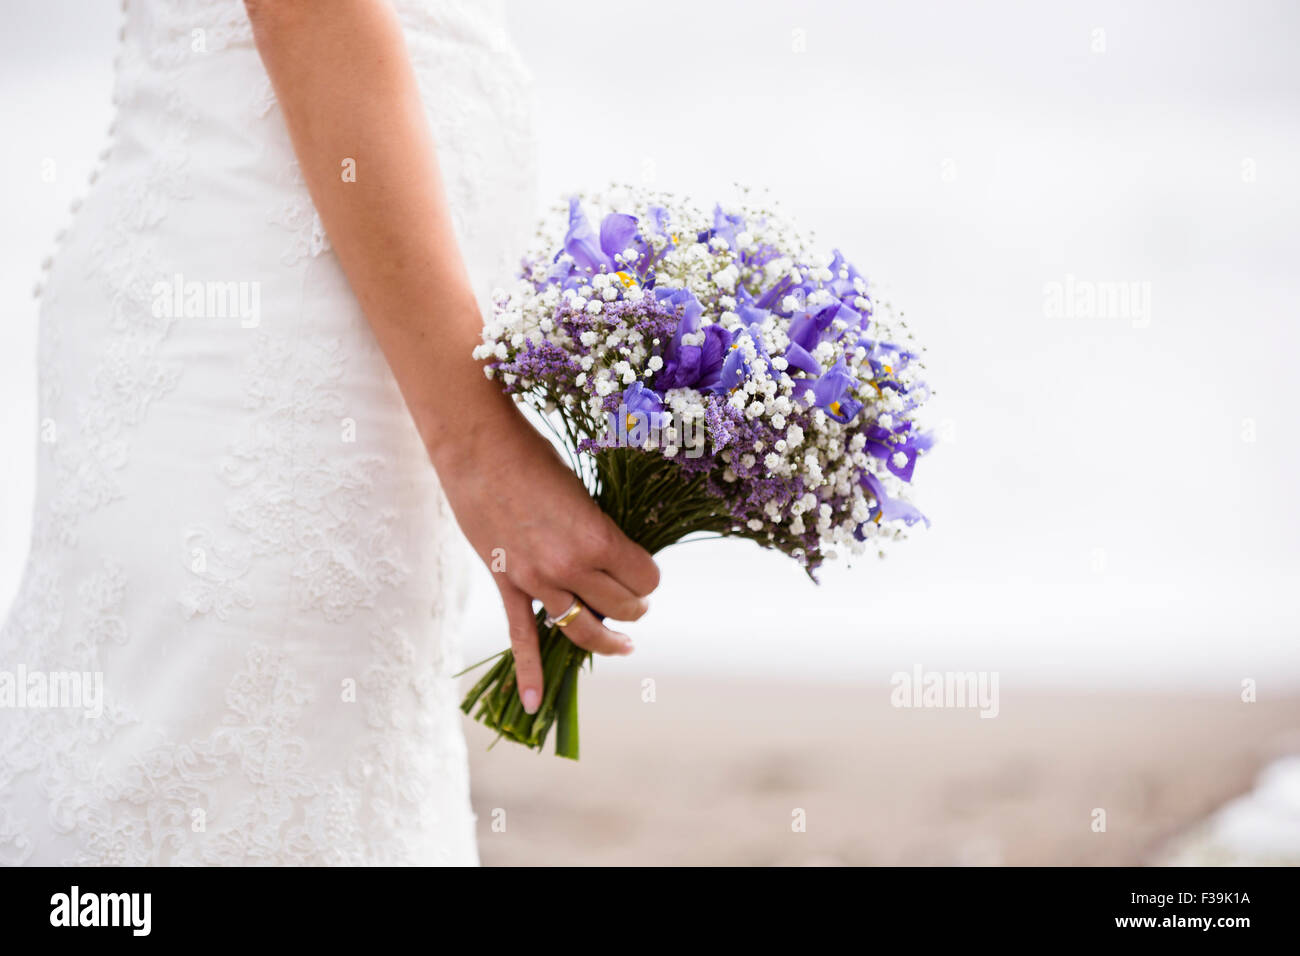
[545,599,584,629]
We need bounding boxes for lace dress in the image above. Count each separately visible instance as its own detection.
[0,0,536,865]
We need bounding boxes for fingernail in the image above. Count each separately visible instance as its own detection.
[621,638,635,654]
[522,688,540,714]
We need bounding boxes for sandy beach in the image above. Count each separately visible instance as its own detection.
[466,677,1300,866]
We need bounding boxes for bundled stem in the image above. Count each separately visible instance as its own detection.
[459,445,736,758]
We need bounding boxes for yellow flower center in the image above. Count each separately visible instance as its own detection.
[829,401,842,415]
[615,271,635,289]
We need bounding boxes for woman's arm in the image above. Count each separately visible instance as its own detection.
[244,0,658,713]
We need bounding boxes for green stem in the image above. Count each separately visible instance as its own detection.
[553,647,583,759]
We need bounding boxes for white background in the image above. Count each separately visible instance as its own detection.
[2,0,1298,691]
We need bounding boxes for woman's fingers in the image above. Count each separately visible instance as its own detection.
[499,581,544,714]
[540,589,634,658]
[573,569,649,623]
[598,522,660,597]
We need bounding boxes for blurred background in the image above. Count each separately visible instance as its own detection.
[3,0,1299,864]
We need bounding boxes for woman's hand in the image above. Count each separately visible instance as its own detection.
[431,398,659,714]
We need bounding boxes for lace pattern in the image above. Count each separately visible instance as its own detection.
[180,332,410,623]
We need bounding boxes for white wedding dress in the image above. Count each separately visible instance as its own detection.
[0,0,536,865]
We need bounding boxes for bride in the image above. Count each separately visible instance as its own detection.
[0,0,658,866]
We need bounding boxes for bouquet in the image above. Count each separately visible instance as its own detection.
[461,187,932,758]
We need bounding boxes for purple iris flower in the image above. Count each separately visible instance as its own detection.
[786,301,840,352]
[810,357,863,423]
[656,287,703,330]
[755,273,797,311]
[563,198,606,271]
[544,255,575,288]
[563,198,639,273]
[623,204,673,275]
[906,428,937,453]
[620,381,668,428]
[784,341,822,376]
[731,286,770,328]
[863,438,894,461]
[657,325,730,391]
[881,428,934,483]
[714,347,747,394]
[706,325,766,395]
[858,337,917,373]
[646,205,671,238]
[886,444,917,482]
[656,287,704,362]
[695,325,731,388]
[710,204,746,250]
[826,249,866,300]
[857,424,920,481]
[652,287,730,390]
[860,472,930,528]
[860,423,896,464]
[601,212,639,259]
